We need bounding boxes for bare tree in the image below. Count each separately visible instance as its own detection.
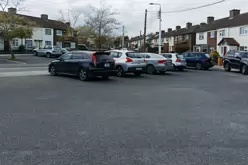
[83,3,120,50]
[0,0,35,59]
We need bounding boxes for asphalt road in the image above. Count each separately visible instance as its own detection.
[1,70,248,165]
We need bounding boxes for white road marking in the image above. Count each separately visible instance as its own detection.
[0,71,49,77]
[227,73,240,77]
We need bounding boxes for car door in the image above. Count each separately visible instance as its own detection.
[67,53,84,75]
[182,53,192,67]
[226,51,236,68]
[56,53,72,73]
[233,52,241,69]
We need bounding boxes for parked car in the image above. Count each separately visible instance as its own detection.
[33,46,64,58]
[138,53,173,74]
[162,53,187,71]
[107,50,146,77]
[182,52,214,70]
[48,51,116,81]
[223,50,248,75]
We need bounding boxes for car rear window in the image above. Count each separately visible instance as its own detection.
[126,52,143,58]
[240,52,248,58]
[176,54,185,59]
[204,54,211,58]
[96,54,112,60]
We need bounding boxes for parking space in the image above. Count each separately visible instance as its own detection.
[1,69,248,164]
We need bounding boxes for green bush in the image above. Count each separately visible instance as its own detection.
[210,50,220,63]
[19,45,26,52]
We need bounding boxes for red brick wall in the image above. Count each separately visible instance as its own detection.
[207,31,217,49]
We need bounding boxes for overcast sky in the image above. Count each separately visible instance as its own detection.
[18,0,248,37]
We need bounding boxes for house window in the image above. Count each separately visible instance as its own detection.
[199,33,204,40]
[166,38,169,42]
[12,39,18,47]
[210,31,215,38]
[45,41,52,46]
[185,35,189,40]
[240,46,248,51]
[56,30,63,36]
[209,47,215,52]
[175,36,178,42]
[179,35,183,41]
[45,29,52,35]
[25,40,33,50]
[56,41,63,48]
[240,27,248,35]
[219,30,226,37]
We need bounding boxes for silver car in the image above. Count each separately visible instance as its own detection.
[108,50,146,77]
[140,53,173,74]
[33,46,64,58]
[162,53,187,71]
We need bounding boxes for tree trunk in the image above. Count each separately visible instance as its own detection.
[98,23,101,50]
[8,39,15,59]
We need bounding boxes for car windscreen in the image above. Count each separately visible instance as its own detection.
[126,52,143,58]
[240,52,248,58]
[205,54,211,58]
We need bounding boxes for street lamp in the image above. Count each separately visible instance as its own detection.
[149,2,162,54]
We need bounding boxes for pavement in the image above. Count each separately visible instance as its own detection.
[1,68,248,165]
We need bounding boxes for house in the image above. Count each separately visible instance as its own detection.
[0,8,77,52]
[194,9,248,56]
[173,23,200,53]
[130,35,143,50]
[162,28,175,53]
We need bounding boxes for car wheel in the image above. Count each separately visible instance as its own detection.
[224,62,231,72]
[50,66,57,76]
[134,72,142,76]
[79,68,89,81]
[195,63,202,70]
[34,51,38,56]
[241,65,248,75]
[46,53,51,58]
[147,65,156,74]
[116,66,124,77]
[102,75,109,80]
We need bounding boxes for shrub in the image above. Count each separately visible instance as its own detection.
[19,45,26,52]
[210,50,220,63]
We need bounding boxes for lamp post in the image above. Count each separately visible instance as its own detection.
[149,3,162,54]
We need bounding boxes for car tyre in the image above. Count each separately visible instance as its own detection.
[224,62,231,72]
[34,51,38,56]
[134,72,142,76]
[50,66,57,76]
[102,75,109,80]
[116,66,124,77]
[147,65,156,74]
[195,63,202,70]
[46,53,51,58]
[79,68,89,81]
[241,64,248,75]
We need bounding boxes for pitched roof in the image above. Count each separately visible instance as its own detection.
[218,38,240,46]
[173,25,200,36]
[0,11,69,30]
[195,12,248,33]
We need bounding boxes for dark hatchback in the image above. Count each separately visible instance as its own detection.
[48,51,116,81]
[182,52,214,70]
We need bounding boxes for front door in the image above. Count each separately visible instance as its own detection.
[223,46,227,56]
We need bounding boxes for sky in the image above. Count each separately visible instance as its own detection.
[15,0,248,37]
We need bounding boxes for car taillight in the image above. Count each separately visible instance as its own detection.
[126,57,133,62]
[205,58,209,62]
[92,54,97,66]
[176,59,181,62]
[158,60,166,64]
[144,59,146,62]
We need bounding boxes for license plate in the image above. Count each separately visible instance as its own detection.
[136,68,142,70]
[104,63,110,67]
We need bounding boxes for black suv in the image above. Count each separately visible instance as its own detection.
[223,50,248,75]
[48,51,116,81]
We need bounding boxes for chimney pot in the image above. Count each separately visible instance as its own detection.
[186,22,192,29]
[8,7,17,14]
[41,14,48,20]
[156,32,159,35]
[161,30,165,34]
[230,9,240,17]
[200,22,206,26]
[176,26,181,30]
[207,16,214,24]
[168,28,172,32]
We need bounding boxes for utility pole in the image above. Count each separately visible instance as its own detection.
[122,25,125,48]
[140,30,142,52]
[143,9,147,52]
[158,6,162,54]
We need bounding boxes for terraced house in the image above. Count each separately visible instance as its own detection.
[194,9,248,56]
[0,8,77,52]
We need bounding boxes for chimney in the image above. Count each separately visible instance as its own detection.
[186,22,192,29]
[200,22,206,27]
[8,7,17,14]
[230,9,240,17]
[41,14,48,20]
[168,28,172,32]
[161,30,165,34]
[207,16,214,24]
[176,26,181,31]
[65,22,70,27]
